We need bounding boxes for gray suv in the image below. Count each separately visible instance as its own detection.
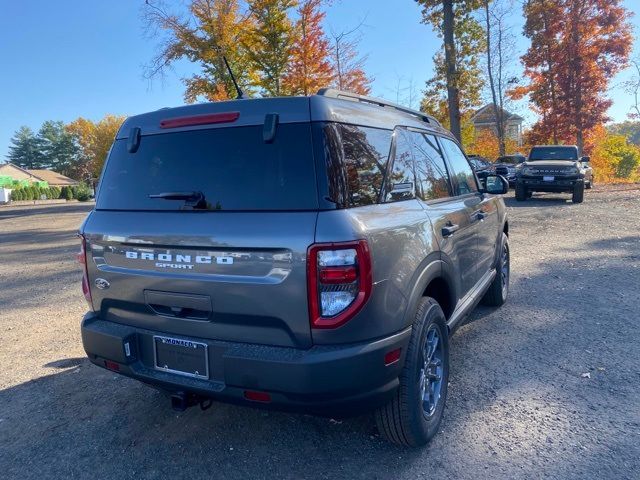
[79,89,510,446]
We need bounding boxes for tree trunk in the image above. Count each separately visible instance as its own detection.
[443,0,461,141]
[484,1,506,157]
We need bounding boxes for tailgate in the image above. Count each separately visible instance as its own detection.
[83,211,316,348]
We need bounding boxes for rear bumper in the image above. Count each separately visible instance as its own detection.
[81,313,411,416]
[517,176,583,192]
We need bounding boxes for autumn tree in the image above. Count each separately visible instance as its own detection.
[416,0,484,141]
[66,115,126,181]
[329,25,372,95]
[281,0,334,95]
[467,128,523,159]
[244,0,297,96]
[482,0,518,156]
[516,0,633,153]
[144,0,256,102]
[623,58,640,119]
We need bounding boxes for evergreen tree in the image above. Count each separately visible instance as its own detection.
[6,126,45,169]
[37,121,79,174]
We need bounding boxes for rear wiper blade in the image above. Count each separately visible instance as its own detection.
[149,191,203,201]
[149,191,207,209]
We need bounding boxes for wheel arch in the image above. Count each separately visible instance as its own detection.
[402,255,457,328]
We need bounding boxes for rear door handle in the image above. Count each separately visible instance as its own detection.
[442,224,460,237]
[475,211,487,221]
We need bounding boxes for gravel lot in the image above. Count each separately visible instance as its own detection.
[1,187,639,480]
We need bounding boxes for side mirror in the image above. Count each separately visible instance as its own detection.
[388,182,414,201]
[482,174,509,195]
[581,156,590,162]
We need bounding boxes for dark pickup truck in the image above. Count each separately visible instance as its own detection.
[515,145,593,203]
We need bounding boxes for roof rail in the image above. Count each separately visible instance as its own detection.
[316,88,441,127]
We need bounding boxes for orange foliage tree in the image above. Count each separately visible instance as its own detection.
[467,129,524,160]
[330,27,372,95]
[282,0,334,95]
[513,0,633,152]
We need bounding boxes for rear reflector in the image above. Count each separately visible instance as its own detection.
[384,348,402,366]
[104,360,120,372]
[319,266,357,284]
[160,112,240,129]
[243,390,271,403]
[78,236,92,308]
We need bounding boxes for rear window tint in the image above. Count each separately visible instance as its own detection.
[96,124,318,211]
[334,124,393,207]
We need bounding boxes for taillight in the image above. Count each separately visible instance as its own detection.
[77,235,92,308]
[307,240,372,329]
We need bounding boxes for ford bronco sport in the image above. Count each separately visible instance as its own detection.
[79,89,510,447]
[515,145,593,203]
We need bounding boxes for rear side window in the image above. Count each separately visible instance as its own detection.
[412,133,452,201]
[439,138,478,196]
[320,123,393,207]
[385,129,416,202]
[96,124,318,211]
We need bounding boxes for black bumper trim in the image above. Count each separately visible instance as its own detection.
[81,313,411,415]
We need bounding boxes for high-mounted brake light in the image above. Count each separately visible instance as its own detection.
[159,112,240,129]
[307,240,372,329]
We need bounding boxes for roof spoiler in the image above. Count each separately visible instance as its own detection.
[316,88,441,127]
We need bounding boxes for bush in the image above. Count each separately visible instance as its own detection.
[61,186,73,201]
[75,183,91,202]
[51,186,61,199]
[589,128,640,183]
[10,189,22,201]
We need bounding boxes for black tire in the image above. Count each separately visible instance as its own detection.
[375,297,449,447]
[515,183,527,201]
[572,183,585,203]
[481,232,509,306]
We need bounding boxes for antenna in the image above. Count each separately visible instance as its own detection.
[222,55,245,100]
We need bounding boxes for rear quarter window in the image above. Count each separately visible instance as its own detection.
[321,123,393,207]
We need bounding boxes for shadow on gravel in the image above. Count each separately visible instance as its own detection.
[0,203,94,219]
[0,363,430,479]
[578,235,640,257]
[44,357,86,369]
[503,195,572,208]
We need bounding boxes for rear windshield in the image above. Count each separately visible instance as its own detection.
[529,147,578,161]
[96,124,318,211]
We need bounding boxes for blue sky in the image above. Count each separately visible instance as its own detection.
[0,0,637,159]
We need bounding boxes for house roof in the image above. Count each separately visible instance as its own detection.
[0,163,37,181]
[26,169,79,186]
[0,163,79,186]
[471,104,524,125]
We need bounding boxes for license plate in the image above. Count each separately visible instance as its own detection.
[543,176,555,182]
[154,336,209,379]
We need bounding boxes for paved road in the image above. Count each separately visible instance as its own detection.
[1,189,639,479]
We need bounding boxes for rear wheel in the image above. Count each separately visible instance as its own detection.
[375,297,449,447]
[515,184,527,201]
[481,232,509,306]
[572,183,585,203]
